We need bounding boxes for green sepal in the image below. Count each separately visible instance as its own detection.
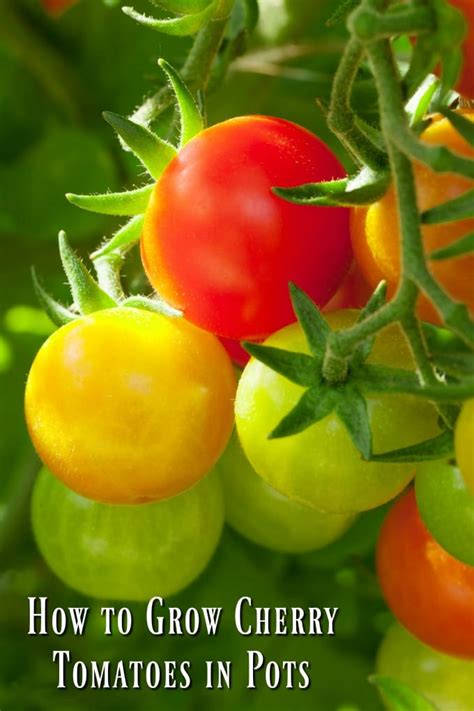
[438,47,463,101]
[273,168,390,207]
[31,268,77,328]
[151,1,211,14]
[122,1,218,36]
[121,295,182,318]
[351,281,387,367]
[368,429,454,463]
[289,283,329,358]
[402,37,438,99]
[91,216,144,260]
[103,112,177,179]
[406,76,439,129]
[422,189,474,225]
[269,386,335,439]
[357,363,474,401]
[158,59,204,146]
[370,675,436,711]
[441,108,474,146]
[430,231,474,261]
[66,184,153,216]
[242,0,259,32]
[334,385,372,460]
[354,116,386,152]
[326,0,360,27]
[242,342,318,388]
[58,232,117,314]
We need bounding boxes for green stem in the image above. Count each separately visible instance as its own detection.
[0,446,39,565]
[94,254,125,302]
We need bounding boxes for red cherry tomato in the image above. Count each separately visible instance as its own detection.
[377,488,474,659]
[142,115,352,340]
[219,337,251,368]
[448,0,474,98]
[323,262,372,312]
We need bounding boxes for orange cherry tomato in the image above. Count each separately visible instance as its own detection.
[377,487,474,659]
[351,111,474,323]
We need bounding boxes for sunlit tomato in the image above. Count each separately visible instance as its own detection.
[416,461,474,566]
[377,623,474,711]
[42,0,78,15]
[216,431,355,553]
[351,112,474,323]
[32,468,224,600]
[377,487,474,658]
[323,261,372,312]
[235,311,440,514]
[448,0,474,98]
[142,116,352,340]
[455,399,474,494]
[25,308,236,504]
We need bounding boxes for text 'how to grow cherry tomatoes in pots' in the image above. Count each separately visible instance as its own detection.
[141,115,352,341]
[25,308,236,504]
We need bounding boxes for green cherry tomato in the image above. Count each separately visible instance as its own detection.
[455,399,474,494]
[216,431,356,553]
[235,310,440,514]
[415,461,474,566]
[32,468,224,601]
[377,623,474,711]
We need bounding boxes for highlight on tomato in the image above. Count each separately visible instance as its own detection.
[377,623,474,711]
[216,430,356,553]
[141,115,352,341]
[25,307,236,505]
[376,487,474,659]
[351,111,474,323]
[455,398,474,494]
[235,310,440,514]
[32,468,224,601]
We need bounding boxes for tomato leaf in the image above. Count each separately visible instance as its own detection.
[289,282,330,358]
[58,232,117,314]
[269,386,335,439]
[370,675,436,710]
[441,107,474,146]
[31,268,77,328]
[91,216,144,259]
[103,112,177,179]
[335,386,372,460]
[158,59,204,146]
[242,342,318,387]
[122,1,218,36]
[422,189,474,225]
[430,231,474,260]
[369,429,454,463]
[66,184,153,215]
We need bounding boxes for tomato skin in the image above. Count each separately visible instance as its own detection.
[220,337,251,368]
[235,310,440,514]
[216,431,356,553]
[32,468,224,601]
[142,115,352,340]
[455,399,474,494]
[25,308,236,505]
[415,461,474,566]
[323,261,372,312]
[377,488,474,659]
[377,623,474,711]
[449,0,474,98]
[351,112,474,323]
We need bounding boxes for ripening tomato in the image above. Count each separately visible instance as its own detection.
[377,488,474,659]
[142,115,352,340]
[455,399,474,494]
[32,468,224,600]
[377,623,474,711]
[351,112,474,323]
[216,431,356,553]
[25,308,236,504]
[42,0,78,15]
[235,310,440,514]
[220,337,251,368]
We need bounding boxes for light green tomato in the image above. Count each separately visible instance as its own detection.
[32,468,223,601]
[455,399,474,494]
[235,311,440,514]
[216,431,356,553]
[415,461,474,566]
[377,623,474,711]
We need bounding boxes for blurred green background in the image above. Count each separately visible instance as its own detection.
[0,0,388,708]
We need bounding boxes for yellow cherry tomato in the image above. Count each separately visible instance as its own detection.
[455,399,474,494]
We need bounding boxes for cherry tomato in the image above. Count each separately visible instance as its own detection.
[220,337,251,368]
[25,308,236,505]
[377,487,474,658]
[323,261,372,312]
[142,115,352,340]
[448,0,474,98]
[216,431,356,553]
[42,0,78,15]
[377,623,474,711]
[32,468,224,600]
[455,399,474,494]
[351,112,474,323]
[415,461,474,566]
[235,310,440,514]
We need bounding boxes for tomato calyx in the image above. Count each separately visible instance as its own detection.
[122,0,232,38]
